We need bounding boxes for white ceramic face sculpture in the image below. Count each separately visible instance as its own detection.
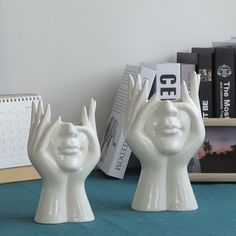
[27,99,100,224]
[49,123,89,173]
[125,72,205,211]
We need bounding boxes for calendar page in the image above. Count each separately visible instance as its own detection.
[0,95,41,169]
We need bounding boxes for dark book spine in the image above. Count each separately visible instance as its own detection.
[177,51,213,117]
[194,52,214,118]
[177,52,198,65]
[214,47,235,118]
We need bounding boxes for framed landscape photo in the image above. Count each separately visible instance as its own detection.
[189,118,236,182]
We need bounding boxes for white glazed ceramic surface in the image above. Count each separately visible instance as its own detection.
[125,72,205,211]
[28,99,100,224]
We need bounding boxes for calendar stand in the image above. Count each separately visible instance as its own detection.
[0,94,41,183]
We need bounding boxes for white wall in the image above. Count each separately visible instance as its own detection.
[1,0,236,140]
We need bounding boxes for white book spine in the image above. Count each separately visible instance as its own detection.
[98,65,156,178]
[98,65,140,178]
[156,63,181,100]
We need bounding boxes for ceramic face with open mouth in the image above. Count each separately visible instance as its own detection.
[144,100,191,156]
[48,122,89,173]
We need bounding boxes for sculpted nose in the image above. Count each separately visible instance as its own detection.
[60,123,78,138]
[161,100,178,117]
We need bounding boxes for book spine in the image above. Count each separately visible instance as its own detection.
[180,64,195,90]
[98,65,140,178]
[214,47,235,118]
[98,65,156,179]
[178,49,214,118]
[177,52,198,65]
[156,63,181,100]
[193,51,214,118]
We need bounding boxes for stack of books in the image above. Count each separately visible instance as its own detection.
[177,36,236,119]
[98,36,236,179]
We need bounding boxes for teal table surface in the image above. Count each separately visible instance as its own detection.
[1,170,236,236]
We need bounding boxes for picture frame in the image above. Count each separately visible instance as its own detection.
[189,118,236,182]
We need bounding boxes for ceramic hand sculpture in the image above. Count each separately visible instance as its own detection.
[125,72,205,211]
[28,99,100,224]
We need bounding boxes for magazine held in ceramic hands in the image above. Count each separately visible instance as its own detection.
[125,72,205,211]
[27,99,100,224]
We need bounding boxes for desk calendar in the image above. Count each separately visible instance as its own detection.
[0,94,41,183]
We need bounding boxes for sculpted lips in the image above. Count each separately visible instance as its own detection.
[160,127,180,135]
[58,145,80,155]
[156,122,182,135]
